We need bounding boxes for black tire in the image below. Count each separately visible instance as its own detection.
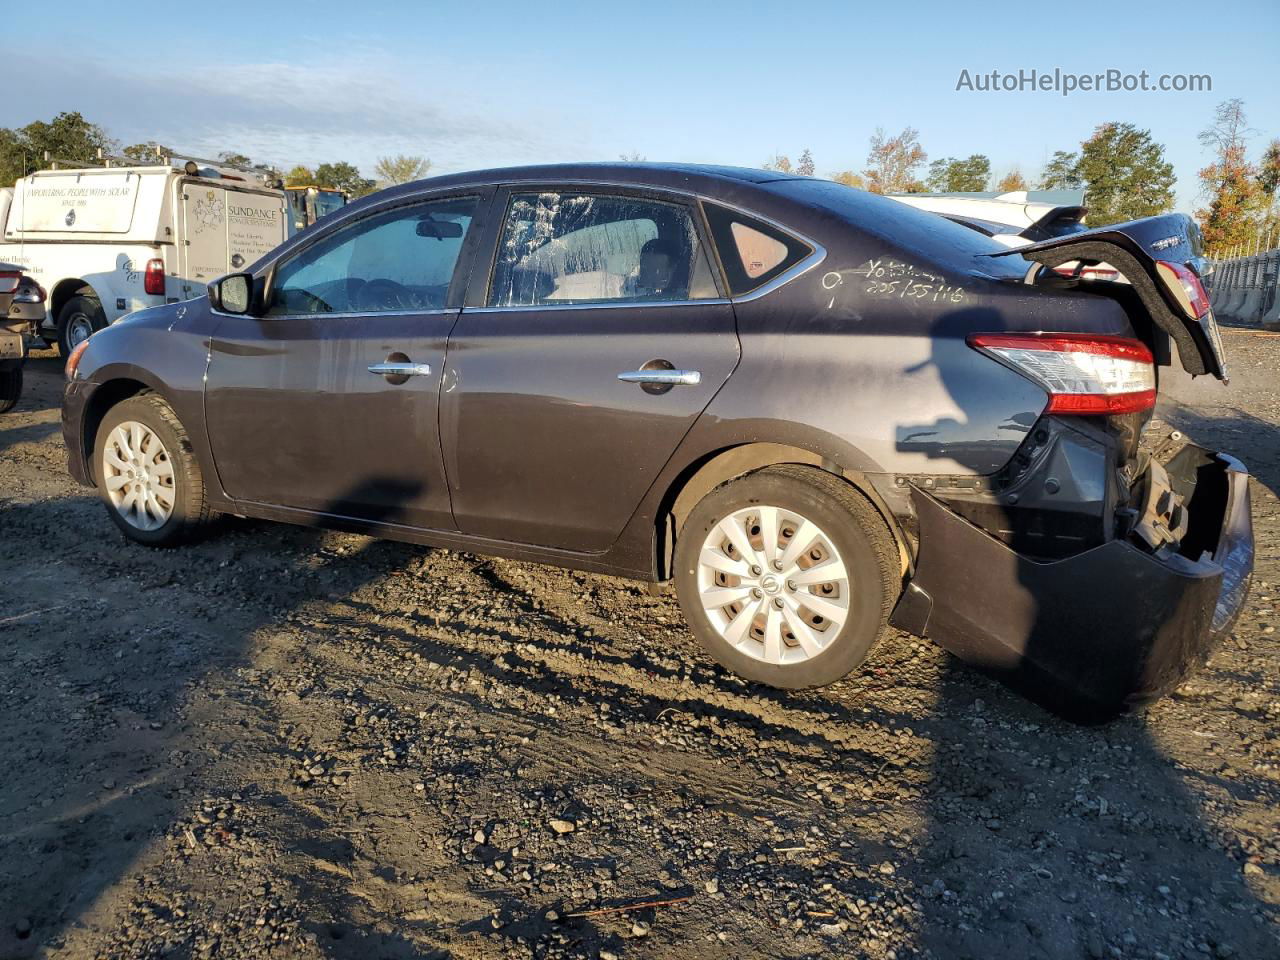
[92,394,211,546]
[674,465,900,689]
[0,364,20,414]
[57,295,106,356]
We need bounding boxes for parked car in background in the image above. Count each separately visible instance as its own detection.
[0,156,287,354]
[0,262,46,413]
[61,163,1250,719]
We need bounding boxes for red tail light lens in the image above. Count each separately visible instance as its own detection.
[1155,260,1211,320]
[144,258,166,296]
[968,332,1156,416]
[0,271,20,294]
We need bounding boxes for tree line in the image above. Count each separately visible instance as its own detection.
[762,121,1177,225]
[0,114,432,197]
[763,99,1277,248]
[2,103,1275,251]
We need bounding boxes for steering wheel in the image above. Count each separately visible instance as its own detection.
[355,278,415,311]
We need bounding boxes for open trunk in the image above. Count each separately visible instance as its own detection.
[990,212,1226,380]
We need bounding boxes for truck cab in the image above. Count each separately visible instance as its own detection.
[0,158,288,353]
[284,185,348,236]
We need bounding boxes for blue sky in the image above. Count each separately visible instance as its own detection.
[6,0,1278,213]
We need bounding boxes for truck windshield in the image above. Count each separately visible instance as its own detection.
[314,191,346,221]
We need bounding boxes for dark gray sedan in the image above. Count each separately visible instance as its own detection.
[61,163,1252,718]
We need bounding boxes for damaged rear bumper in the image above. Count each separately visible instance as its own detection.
[890,444,1253,720]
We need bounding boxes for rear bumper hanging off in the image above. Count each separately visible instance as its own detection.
[890,444,1253,720]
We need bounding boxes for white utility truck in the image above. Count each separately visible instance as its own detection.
[0,158,288,353]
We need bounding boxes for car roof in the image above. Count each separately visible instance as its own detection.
[379,162,803,196]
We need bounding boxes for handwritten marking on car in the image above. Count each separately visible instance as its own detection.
[822,260,967,307]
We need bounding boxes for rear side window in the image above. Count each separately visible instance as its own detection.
[489,192,719,307]
[703,202,812,296]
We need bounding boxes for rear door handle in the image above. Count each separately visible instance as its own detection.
[617,369,702,386]
[368,362,432,377]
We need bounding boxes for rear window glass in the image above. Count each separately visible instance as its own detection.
[703,203,812,295]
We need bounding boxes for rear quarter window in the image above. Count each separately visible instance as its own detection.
[703,202,813,296]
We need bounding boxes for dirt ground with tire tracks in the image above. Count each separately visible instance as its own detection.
[1,337,1278,960]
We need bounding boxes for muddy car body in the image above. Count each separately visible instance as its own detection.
[61,164,1252,718]
[1,262,46,413]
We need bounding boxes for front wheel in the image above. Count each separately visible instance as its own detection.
[93,394,211,546]
[674,465,900,689]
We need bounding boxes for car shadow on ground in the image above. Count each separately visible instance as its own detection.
[3,349,1276,958]
[885,310,1274,958]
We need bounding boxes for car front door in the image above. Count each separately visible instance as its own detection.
[204,190,490,530]
[440,186,740,553]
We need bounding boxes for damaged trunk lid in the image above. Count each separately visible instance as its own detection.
[989,213,1226,380]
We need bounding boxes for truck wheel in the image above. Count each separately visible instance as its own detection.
[57,295,105,356]
[0,364,20,413]
[674,465,900,689]
[93,394,212,546]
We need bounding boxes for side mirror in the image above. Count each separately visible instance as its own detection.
[209,273,255,315]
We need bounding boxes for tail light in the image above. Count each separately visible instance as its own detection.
[1155,260,1211,320]
[144,258,166,296]
[968,332,1156,415]
[0,271,20,295]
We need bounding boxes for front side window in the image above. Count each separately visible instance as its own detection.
[267,196,477,316]
[489,192,718,306]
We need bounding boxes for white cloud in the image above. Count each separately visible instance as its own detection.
[4,49,598,175]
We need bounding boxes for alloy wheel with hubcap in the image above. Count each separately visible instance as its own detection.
[102,420,177,530]
[697,505,850,666]
[675,465,899,689]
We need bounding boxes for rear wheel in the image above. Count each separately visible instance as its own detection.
[93,394,211,546]
[57,295,105,356]
[0,364,21,413]
[674,465,900,689]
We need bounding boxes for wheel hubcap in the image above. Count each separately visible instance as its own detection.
[102,420,176,531]
[696,505,851,666]
[67,313,93,348]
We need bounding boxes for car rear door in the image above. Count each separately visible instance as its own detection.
[204,190,491,530]
[440,185,739,553]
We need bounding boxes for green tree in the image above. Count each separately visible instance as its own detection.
[1076,122,1175,224]
[1038,150,1082,190]
[925,154,990,192]
[1195,99,1265,252]
[374,154,431,185]
[0,111,114,184]
[284,165,316,187]
[862,127,926,194]
[314,161,376,197]
[996,168,1028,192]
[796,149,815,177]
[122,142,172,164]
[218,152,253,168]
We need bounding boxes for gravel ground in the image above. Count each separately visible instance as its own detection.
[1,338,1277,960]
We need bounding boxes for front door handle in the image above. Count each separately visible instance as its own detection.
[617,369,702,386]
[368,361,432,377]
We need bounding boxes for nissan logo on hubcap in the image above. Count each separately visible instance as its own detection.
[760,574,781,595]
